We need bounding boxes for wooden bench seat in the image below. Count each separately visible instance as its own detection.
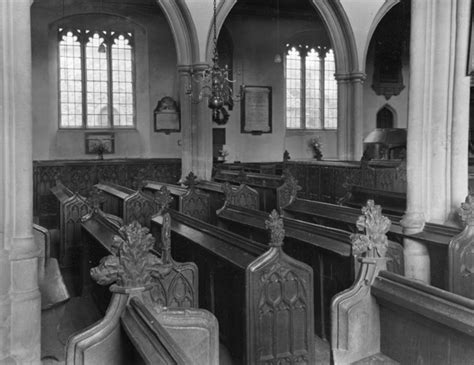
[68,218,217,365]
[217,204,352,340]
[34,224,69,309]
[142,180,212,223]
[94,182,160,227]
[81,209,197,313]
[217,203,407,338]
[151,210,316,364]
[213,169,284,211]
[283,197,461,289]
[50,182,91,267]
[144,175,259,224]
[373,271,474,363]
[330,201,474,365]
[333,262,474,365]
[338,184,406,216]
[213,161,284,175]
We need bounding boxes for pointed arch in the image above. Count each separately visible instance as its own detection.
[376,104,397,128]
[307,0,358,75]
[363,0,400,69]
[156,0,198,65]
[207,0,362,159]
[209,0,358,75]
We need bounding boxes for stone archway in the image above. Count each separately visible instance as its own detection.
[210,0,361,159]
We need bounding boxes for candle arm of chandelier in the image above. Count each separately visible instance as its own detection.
[185,67,242,104]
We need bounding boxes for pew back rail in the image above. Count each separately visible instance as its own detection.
[81,209,198,311]
[51,182,91,267]
[151,210,316,364]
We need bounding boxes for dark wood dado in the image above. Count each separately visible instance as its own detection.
[33,158,181,227]
[284,159,406,203]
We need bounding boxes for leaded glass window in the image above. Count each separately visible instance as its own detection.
[285,44,337,130]
[58,28,135,129]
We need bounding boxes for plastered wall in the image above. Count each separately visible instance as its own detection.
[31,0,181,160]
[216,12,339,162]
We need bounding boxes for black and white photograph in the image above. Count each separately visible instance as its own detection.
[1,0,473,364]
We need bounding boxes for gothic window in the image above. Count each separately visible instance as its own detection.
[58,28,135,129]
[285,45,337,130]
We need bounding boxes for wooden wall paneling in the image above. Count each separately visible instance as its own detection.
[33,159,181,224]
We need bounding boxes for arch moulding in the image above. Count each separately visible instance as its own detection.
[208,0,362,159]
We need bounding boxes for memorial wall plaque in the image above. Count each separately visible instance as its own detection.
[241,85,272,134]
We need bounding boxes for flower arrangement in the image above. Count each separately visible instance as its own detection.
[91,141,107,160]
[217,148,229,161]
[308,137,323,160]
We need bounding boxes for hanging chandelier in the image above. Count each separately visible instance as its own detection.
[185,0,236,125]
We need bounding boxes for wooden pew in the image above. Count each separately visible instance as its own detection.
[217,203,353,340]
[448,194,474,299]
[217,203,405,338]
[187,172,259,222]
[68,219,218,365]
[94,182,160,227]
[282,194,460,289]
[338,184,406,216]
[50,182,91,267]
[34,224,69,309]
[214,161,284,175]
[213,168,283,212]
[331,200,474,364]
[332,260,474,364]
[142,178,212,223]
[151,210,316,364]
[143,172,259,224]
[142,181,186,211]
[67,292,218,365]
[81,208,198,313]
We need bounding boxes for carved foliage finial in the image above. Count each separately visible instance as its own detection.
[459,194,474,225]
[86,187,106,211]
[222,182,233,200]
[132,168,146,190]
[155,185,173,213]
[236,169,247,183]
[183,171,198,189]
[350,200,391,258]
[282,169,301,198]
[54,173,62,186]
[90,221,161,288]
[161,212,172,263]
[265,210,285,247]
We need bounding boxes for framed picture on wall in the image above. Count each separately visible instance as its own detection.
[85,132,115,154]
[240,85,272,134]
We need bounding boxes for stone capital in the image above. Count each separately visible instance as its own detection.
[190,63,211,73]
[177,64,193,75]
[334,71,366,83]
[400,211,425,234]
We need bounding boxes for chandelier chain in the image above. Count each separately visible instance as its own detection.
[213,0,218,59]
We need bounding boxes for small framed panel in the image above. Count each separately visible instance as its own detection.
[240,85,272,134]
[85,132,115,154]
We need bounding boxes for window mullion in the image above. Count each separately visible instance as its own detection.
[107,37,114,127]
[301,51,306,129]
[319,53,325,129]
[80,33,87,128]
